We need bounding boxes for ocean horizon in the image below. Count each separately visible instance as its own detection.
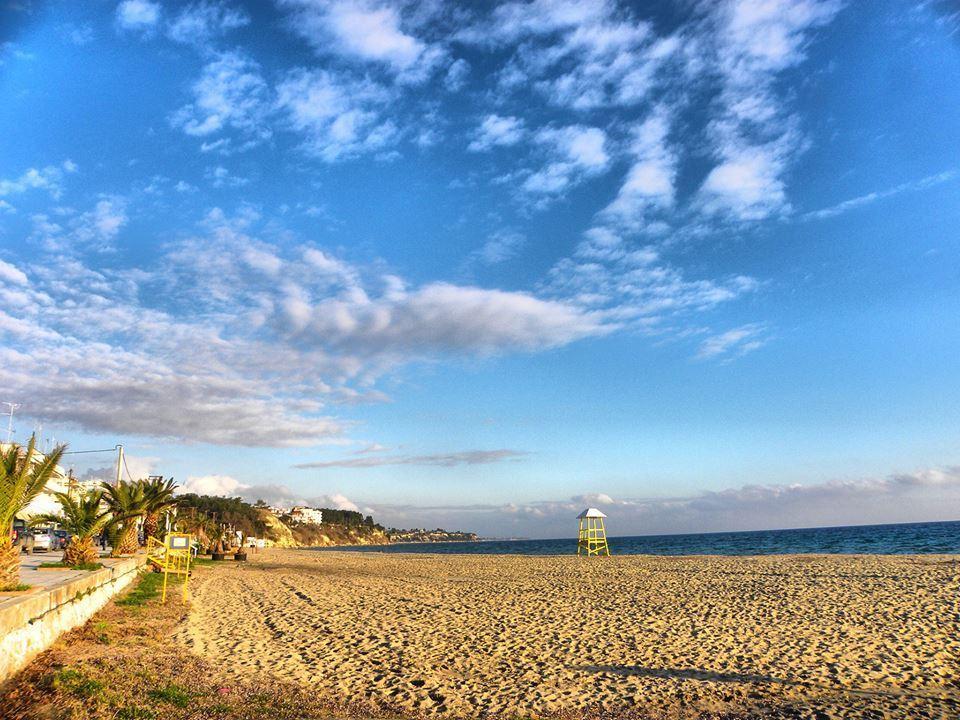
[315,519,960,556]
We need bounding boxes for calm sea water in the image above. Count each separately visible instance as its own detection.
[317,520,960,556]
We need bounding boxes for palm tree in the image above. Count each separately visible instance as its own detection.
[32,490,109,566]
[177,513,216,552]
[101,480,147,556]
[142,477,178,540]
[0,436,67,590]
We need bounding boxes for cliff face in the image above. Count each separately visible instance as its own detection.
[290,523,390,547]
[258,510,298,548]
[258,509,389,548]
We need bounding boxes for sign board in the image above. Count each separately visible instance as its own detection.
[168,535,190,549]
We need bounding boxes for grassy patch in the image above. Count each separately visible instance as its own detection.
[115,572,165,607]
[3,582,32,591]
[51,668,106,700]
[38,561,104,571]
[148,683,194,708]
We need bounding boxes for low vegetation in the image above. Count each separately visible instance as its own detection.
[37,561,104,571]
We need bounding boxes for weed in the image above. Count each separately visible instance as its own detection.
[115,572,164,606]
[51,668,105,699]
[148,683,193,708]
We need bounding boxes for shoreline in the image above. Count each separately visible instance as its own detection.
[179,548,960,719]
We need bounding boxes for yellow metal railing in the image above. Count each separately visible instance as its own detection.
[147,533,193,602]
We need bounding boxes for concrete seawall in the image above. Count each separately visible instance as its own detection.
[0,556,147,683]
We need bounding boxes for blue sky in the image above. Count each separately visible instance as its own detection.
[1,0,959,537]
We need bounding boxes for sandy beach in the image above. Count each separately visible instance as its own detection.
[180,549,959,719]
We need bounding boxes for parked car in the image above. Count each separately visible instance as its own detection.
[31,529,54,552]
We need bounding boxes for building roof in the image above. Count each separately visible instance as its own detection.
[577,507,607,519]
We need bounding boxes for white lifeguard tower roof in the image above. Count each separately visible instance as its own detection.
[577,507,607,519]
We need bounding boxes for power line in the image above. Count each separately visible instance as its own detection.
[62,447,122,456]
[122,453,137,482]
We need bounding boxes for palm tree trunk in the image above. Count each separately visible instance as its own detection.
[143,512,159,540]
[111,522,140,556]
[0,535,22,591]
[63,536,99,566]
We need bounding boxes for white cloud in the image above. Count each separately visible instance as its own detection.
[696,323,768,360]
[523,125,609,197]
[58,23,95,46]
[205,165,249,188]
[602,106,676,230]
[0,259,28,286]
[276,68,396,162]
[279,0,443,81]
[116,0,161,33]
[167,1,250,45]
[293,449,529,469]
[467,115,526,152]
[0,160,76,200]
[544,228,759,331]
[0,209,616,446]
[461,0,670,110]
[179,474,248,496]
[699,138,794,220]
[802,170,959,221]
[29,196,128,253]
[444,58,470,91]
[696,0,842,220]
[170,51,271,141]
[359,467,960,538]
[472,230,525,265]
[275,281,608,357]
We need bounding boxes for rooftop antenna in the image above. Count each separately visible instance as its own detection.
[2,402,20,444]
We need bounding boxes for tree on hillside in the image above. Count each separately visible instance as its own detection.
[0,436,67,590]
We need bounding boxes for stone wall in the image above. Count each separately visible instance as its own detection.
[0,556,146,683]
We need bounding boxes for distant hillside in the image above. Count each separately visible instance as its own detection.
[388,528,479,543]
[176,494,473,548]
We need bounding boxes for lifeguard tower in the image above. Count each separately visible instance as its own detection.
[577,507,610,556]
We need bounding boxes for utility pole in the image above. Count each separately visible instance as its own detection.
[2,402,18,444]
[115,444,124,487]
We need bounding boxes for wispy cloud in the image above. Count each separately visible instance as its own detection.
[293,449,530,469]
[696,324,769,361]
[802,170,958,221]
[0,160,77,200]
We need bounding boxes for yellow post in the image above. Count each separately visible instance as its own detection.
[577,508,610,556]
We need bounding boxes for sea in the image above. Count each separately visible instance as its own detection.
[316,520,960,556]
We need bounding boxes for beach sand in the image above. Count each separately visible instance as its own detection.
[180,549,959,719]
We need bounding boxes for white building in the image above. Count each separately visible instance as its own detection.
[289,506,323,525]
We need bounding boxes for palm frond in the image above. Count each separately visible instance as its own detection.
[0,435,68,528]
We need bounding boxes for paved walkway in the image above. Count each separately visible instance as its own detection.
[13,549,120,592]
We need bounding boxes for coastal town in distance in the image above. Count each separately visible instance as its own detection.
[1,1,959,719]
